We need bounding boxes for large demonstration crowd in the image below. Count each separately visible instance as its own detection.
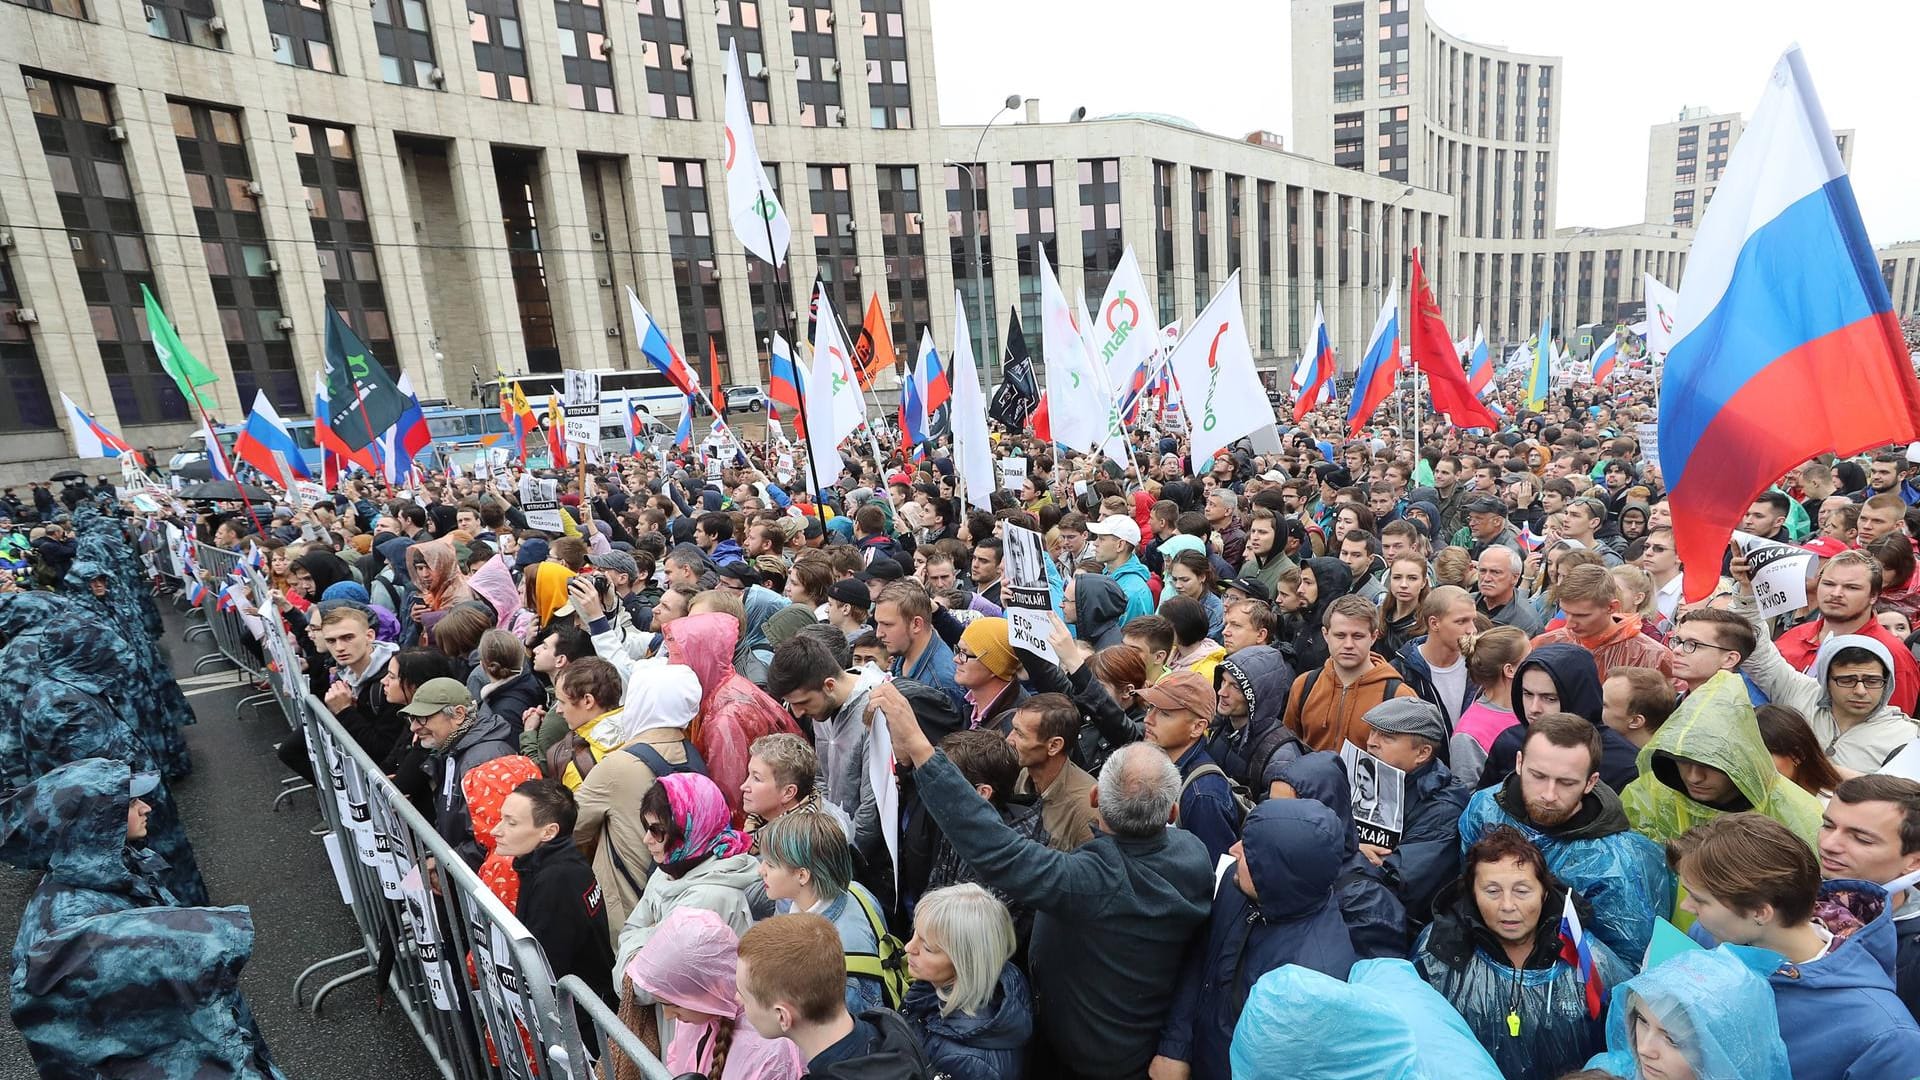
[8,369,1920,1080]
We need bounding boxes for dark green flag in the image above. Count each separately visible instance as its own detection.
[322,303,407,451]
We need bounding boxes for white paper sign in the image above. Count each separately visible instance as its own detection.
[519,475,563,533]
[563,369,601,446]
[1001,523,1057,664]
[1733,530,1813,620]
[1636,422,1661,471]
[400,863,456,1011]
[1340,740,1406,849]
[998,456,1027,493]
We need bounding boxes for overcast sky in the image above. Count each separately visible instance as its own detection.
[929,0,1919,248]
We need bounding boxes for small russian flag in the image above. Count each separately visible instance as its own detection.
[1556,891,1606,1020]
[1517,522,1543,551]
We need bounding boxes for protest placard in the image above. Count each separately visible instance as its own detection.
[1340,741,1405,849]
[1001,522,1056,664]
[519,475,562,532]
[1732,529,1813,620]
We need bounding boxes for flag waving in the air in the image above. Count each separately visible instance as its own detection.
[1293,302,1336,423]
[323,302,409,452]
[234,391,314,479]
[721,40,791,266]
[1346,282,1401,436]
[1408,248,1499,431]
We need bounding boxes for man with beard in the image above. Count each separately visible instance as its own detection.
[1453,712,1672,963]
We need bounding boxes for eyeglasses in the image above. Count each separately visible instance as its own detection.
[1831,674,1888,689]
[643,821,670,841]
[1668,636,1729,656]
[954,648,978,663]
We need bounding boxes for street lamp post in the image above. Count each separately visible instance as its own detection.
[946,93,1021,393]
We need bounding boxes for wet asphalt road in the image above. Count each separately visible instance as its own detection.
[0,602,439,1079]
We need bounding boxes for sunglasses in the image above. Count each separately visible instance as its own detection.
[643,821,670,841]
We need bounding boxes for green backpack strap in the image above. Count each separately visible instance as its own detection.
[842,886,909,1009]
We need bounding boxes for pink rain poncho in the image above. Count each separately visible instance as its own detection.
[625,907,805,1080]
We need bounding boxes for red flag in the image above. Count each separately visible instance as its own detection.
[1031,395,1052,442]
[853,294,896,391]
[545,398,569,469]
[708,338,723,399]
[1408,248,1500,430]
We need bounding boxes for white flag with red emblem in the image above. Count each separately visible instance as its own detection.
[1166,271,1278,463]
[722,40,790,266]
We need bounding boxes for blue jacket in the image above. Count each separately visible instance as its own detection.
[1109,555,1156,623]
[1266,752,1408,959]
[0,758,283,1078]
[1160,799,1356,1079]
[901,962,1032,1080]
[1173,742,1241,864]
[1231,958,1501,1080]
[1585,947,1791,1080]
[1691,880,1920,1080]
[1458,776,1671,964]
[1479,643,1640,793]
[895,632,968,717]
[1382,757,1468,924]
[66,549,199,781]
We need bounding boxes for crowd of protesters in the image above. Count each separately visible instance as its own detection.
[10,370,1920,1080]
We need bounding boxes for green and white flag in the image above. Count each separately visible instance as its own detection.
[722,40,791,266]
[141,284,219,406]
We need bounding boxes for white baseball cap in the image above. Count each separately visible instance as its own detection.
[1087,515,1142,548]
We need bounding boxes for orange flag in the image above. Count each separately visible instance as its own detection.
[853,293,896,391]
[708,338,723,396]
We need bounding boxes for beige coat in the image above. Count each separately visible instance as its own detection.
[573,727,691,934]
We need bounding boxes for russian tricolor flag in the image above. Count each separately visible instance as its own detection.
[674,393,694,450]
[902,330,933,452]
[627,398,648,455]
[1588,332,1620,384]
[379,374,431,486]
[1659,46,1920,602]
[626,287,700,396]
[1556,892,1605,1020]
[1466,324,1492,398]
[1345,283,1400,436]
[1293,302,1336,423]
[60,392,136,461]
[768,334,804,430]
[234,390,314,480]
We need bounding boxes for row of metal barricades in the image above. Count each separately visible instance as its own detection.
[156,536,674,1080]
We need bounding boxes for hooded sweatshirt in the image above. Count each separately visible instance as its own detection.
[1281,650,1418,753]
[1070,572,1129,650]
[1530,612,1675,684]
[1583,947,1792,1080]
[1457,775,1673,963]
[0,758,283,1078]
[663,612,802,822]
[1284,557,1352,674]
[1108,554,1157,624]
[1736,599,1920,773]
[1479,643,1640,794]
[1158,798,1357,1080]
[1266,752,1409,959]
[1206,644,1304,790]
[1620,670,1825,851]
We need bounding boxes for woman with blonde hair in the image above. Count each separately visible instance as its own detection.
[1608,564,1663,640]
[1450,626,1530,787]
[901,883,1033,1080]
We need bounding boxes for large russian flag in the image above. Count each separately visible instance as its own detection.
[1292,302,1336,423]
[1659,47,1920,602]
[1345,284,1400,436]
[626,287,699,396]
[234,390,314,480]
[59,392,136,460]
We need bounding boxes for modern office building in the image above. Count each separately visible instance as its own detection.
[1645,105,1854,228]
[0,0,1457,481]
[1289,0,1695,351]
[1881,240,1920,324]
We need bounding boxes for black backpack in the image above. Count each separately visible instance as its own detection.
[600,738,708,897]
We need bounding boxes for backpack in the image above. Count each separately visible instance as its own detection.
[600,738,706,898]
[843,884,910,1009]
[1181,762,1256,823]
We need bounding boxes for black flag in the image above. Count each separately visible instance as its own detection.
[989,309,1039,430]
[322,302,409,452]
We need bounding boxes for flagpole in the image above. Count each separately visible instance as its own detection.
[186,383,266,537]
[761,215,828,535]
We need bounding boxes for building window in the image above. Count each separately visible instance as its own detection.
[1377,105,1408,180]
[293,117,397,374]
[1191,169,1210,308]
[1257,180,1274,352]
[946,163,996,366]
[1155,161,1175,321]
[860,0,911,129]
[496,150,560,372]
[875,165,923,365]
[26,72,187,426]
[715,0,770,123]
[1332,1,1364,102]
[556,0,617,110]
[1286,185,1301,346]
[146,0,222,46]
[373,0,440,86]
[263,0,337,71]
[808,163,860,330]
[0,249,57,433]
[171,101,302,415]
[637,0,694,118]
[1225,174,1243,280]
[1078,158,1121,302]
[1333,111,1364,170]
[1377,0,1409,96]
[8,0,88,19]
[659,159,726,376]
[470,0,532,101]
[790,0,841,127]
[1336,195,1349,286]
[1012,162,1056,363]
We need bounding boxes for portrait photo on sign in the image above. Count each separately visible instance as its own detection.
[1340,741,1406,849]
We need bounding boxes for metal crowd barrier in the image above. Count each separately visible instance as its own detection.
[187,545,672,1080]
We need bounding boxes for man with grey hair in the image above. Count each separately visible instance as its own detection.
[663,542,717,592]
[1474,544,1544,636]
[869,683,1211,1080]
[1205,489,1247,567]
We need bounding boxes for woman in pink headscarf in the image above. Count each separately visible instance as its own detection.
[626,907,804,1080]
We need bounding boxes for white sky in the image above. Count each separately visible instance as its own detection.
[929,0,1920,247]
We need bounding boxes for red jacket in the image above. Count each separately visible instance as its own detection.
[1774,617,1920,715]
[662,612,803,823]
[1532,614,1675,684]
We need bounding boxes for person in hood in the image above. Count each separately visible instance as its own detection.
[1733,579,1919,772]
[738,912,933,1080]
[901,883,1033,1080]
[407,676,521,869]
[1206,643,1303,791]
[1155,798,1357,1080]
[1065,572,1128,651]
[463,755,544,911]
[64,550,198,780]
[465,552,536,641]
[1236,508,1296,594]
[1413,825,1628,1080]
[0,758,284,1078]
[1529,565,1675,683]
[1337,530,1389,605]
[1672,812,1920,1080]
[1231,957,1504,1080]
[1458,712,1672,963]
[625,906,806,1080]
[1621,670,1825,857]
[1282,556,1352,674]
[1582,946,1792,1080]
[1479,642,1641,793]
[405,536,479,639]
[1264,751,1409,959]
[665,610,803,821]
[1090,515,1156,623]
[1282,595,1420,752]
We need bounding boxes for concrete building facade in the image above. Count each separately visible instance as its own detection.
[1644,105,1855,228]
[1881,240,1920,325]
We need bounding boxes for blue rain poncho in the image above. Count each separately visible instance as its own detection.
[1584,947,1791,1080]
[1230,958,1502,1080]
